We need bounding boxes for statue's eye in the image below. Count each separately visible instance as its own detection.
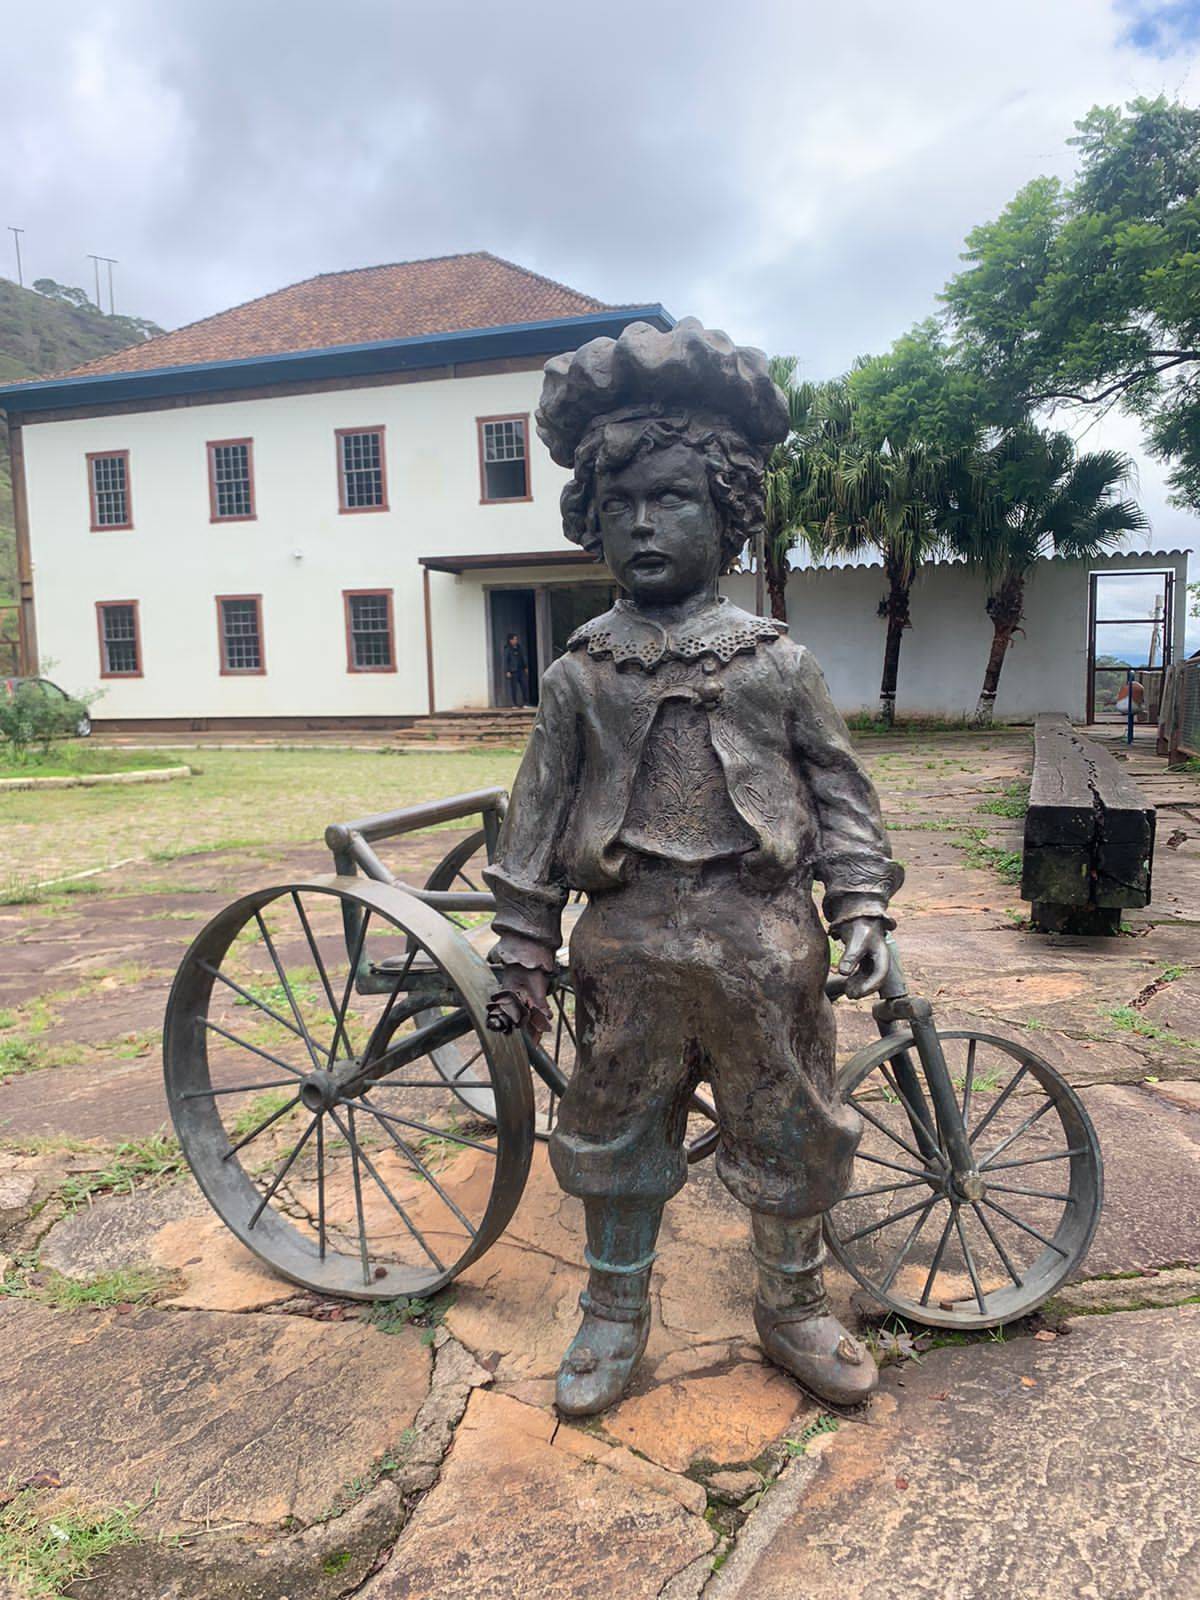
[602,497,630,515]
[657,491,684,507]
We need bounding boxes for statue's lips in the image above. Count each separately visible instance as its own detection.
[628,553,669,574]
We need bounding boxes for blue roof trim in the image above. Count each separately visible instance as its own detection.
[0,306,676,415]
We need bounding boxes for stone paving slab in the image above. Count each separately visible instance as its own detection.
[709,1305,1200,1600]
[0,1300,431,1536]
[361,1389,715,1600]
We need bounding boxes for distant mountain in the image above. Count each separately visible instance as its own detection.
[0,279,164,637]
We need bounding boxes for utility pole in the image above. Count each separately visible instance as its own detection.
[8,226,24,287]
[85,253,119,313]
[1148,596,1163,670]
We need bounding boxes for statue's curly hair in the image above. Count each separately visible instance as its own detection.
[559,411,767,573]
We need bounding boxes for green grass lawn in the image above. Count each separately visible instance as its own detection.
[0,746,524,883]
[0,744,185,780]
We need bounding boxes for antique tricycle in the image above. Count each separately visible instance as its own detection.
[163,787,1102,1331]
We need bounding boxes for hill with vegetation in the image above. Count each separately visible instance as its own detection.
[0,279,163,636]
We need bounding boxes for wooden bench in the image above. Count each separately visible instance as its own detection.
[1021,714,1155,935]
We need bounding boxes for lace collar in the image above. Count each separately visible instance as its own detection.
[567,597,784,670]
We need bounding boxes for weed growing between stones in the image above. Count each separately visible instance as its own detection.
[1105,1005,1199,1049]
[364,1292,456,1346]
[978,782,1031,819]
[783,1414,840,1456]
[0,1266,174,1310]
[0,1489,147,1598]
[952,828,1023,884]
[57,1134,185,1210]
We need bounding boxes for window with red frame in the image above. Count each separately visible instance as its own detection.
[208,440,255,520]
[217,596,264,673]
[98,602,140,675]
[338,429,387,511]
[88,452,131,529]
[479,416,530,501]
[345,590,394,671]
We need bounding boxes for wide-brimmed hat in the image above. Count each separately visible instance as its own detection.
[535,317,790,467]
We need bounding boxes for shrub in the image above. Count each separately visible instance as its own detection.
[0,683,88,763]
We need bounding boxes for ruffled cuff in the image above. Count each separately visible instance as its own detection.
[490,928,559,976]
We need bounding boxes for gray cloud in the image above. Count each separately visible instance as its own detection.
[3,0,1198,638]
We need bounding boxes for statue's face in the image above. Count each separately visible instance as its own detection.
[595,441,722,606]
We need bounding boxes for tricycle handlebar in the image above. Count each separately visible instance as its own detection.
[325,787,508,851]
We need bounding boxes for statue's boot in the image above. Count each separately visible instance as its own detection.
[751,1213,878,1408]
[556,1201,661,1417]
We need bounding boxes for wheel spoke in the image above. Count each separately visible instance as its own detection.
[350,1100,498,1156]
[332,909,372,1065]
[361,952,421,1066]
[977,1098,1057,1170]
[222,1093,301,1160]
[316,1112,327,1260]
[327,1104,447,1272]
[181,1077,300,1099]
[840,1177,928,1202]
[249,1114,320,1229]
[970,1199,1024,1289]
[954,1208,988,1313]
[986,1182,1073,1202]
[255,911,324,1073]
[344,1103,372,1286]
[877,1061,946,1167]
[969,1063,1029,1145]
[878,1198,938,1294]
[291,890,343,1035]
[982,1145,1087,1173]
[360,1009,475,1083]
[961,1037,977,1123]
[199,962,330,1058]
[981,1197,1069,1256]
[454,868,482,893]
[201,1019,307,1078]
[852,1099,929,1165]
[919,1209,956,1306]
[357,1096,478,1238]
[838,1194,934,1247]
[855,1150,932,1179]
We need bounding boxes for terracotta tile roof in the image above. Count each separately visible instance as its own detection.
[58,253,616,379]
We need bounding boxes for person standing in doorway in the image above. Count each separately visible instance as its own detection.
[503,632,529,706]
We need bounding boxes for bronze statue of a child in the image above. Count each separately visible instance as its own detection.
[484,319,902,1416]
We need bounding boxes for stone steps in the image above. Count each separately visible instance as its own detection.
[398,709,536,747]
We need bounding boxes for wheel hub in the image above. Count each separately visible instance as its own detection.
[299,1069,341,1112]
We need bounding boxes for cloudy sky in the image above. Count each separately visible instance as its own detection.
[4,0,1199,638]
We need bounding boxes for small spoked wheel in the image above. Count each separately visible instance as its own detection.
[825,1030,1102,1330]
[164,878,532,1300]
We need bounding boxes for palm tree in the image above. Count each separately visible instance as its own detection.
[764,360,825,620]
[809,434,950,725]
[948,428,1148,723]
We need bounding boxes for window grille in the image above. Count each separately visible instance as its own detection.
[347,591,393,670]
[340,430,386,509]
[90,454,130,527]
[209,441,254,519]
[219,597,263,672]
[100,603,139,674]
[480,417,529,501]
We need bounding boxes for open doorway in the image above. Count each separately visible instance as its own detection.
[489,589,538,707]
[487,581,615,706]
[1087,570,1174,723]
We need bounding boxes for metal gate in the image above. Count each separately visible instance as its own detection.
[1086,570,1174,724]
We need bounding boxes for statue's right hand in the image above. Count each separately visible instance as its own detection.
[486,965,553,1036]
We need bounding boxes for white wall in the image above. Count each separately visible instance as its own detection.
[755,550,1189,721]
[22,366,569,719]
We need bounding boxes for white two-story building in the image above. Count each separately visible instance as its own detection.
[3,253,668,730]
[1,250,1188,729]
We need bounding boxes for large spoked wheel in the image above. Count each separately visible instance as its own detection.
[825,1030,1102,1330]
[164,877,533,1300]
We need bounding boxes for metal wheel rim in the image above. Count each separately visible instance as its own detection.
[164,876,534,1300]
[825,1028,1103,1330]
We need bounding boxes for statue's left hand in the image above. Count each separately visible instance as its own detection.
[835,918,891,999]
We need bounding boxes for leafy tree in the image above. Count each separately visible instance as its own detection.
[946,428,1148,722]
[944,96,1200,508]
[762,359,847,621]
[31,279,92,309]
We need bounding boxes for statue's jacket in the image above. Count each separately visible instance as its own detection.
[485,597,902,971]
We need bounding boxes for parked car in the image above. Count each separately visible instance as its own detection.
[1,677,92,737]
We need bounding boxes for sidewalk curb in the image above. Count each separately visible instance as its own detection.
[0,765,193,792]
